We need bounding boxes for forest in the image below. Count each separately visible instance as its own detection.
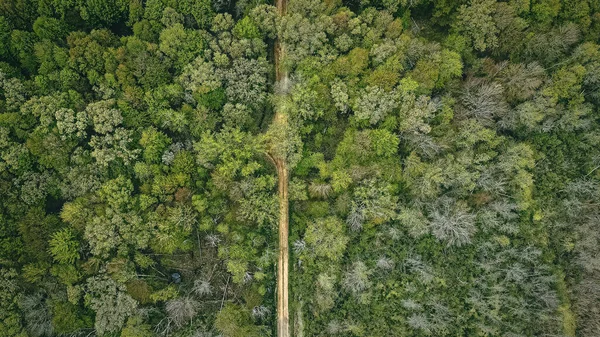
[0,0,600,336]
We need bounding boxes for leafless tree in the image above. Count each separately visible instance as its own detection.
[459,78,508,125]
[342,261,371,295]
[293,239,306,254]
[252,305,270,320]
[193,279,212,297]
[429,199,477,247]
[376,257,395,271]
[308,182,332,199]
[165,296,199,327]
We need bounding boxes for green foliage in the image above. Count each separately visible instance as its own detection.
[177,0,214,29]
[409,49,463,92]
[215,304,264,337]
[304,217,349,261]
[80,0,129,27]
[85,276,138,335]
[0,1,598,336]
[10,30,37,73]
[120,316,153,337]
[159,23,204,70]
[0,17,10,58]
[139,127,171,164]
[197,88,226,110]
[51,301,91,334]
[454,0,498,52]
[0,269,26,337]
[32,17,67,41]
[233,17,261,39]
[99,176,134,211]
[48,228,79,264]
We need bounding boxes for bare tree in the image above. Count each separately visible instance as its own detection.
[193,279,212,297]
[407,313,432,334]
[292,239,306,254]
[165,296,199,327]
[429,198,476,247]
[252,305,270,320]
[459,78,508,125]
[342,261,371,295]
[308,182,332,199]
[376,257,395,271]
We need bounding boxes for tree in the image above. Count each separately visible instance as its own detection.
[454,0,498,52]
[79,0,128,27]
[10,30,37,74]
[32,17,67,41]
[51,301,92,334]
[151,206,195,254]
[159,24,203,71]
[215,304,263,337]
[0,269,26,337]
[177,0,214,29]
[85,275,138,336]
[279,12,330,68]
[222,103,252,129]
[90,128,141,167]
[19,293,52,337]
[315,273,338,312]
[347,179,398,231]
[0,17,10,59]
[249,5,277,39]
[233,16,261,40]
[18,208,59,261]
[0,72,27,112]
[67,30,117,83]
[139,126,171,163]
[352,86,398,125]
[342,261,371,295]
[459,80,508,125]
[86,100,123,134]
[194,127,260,180]
[429,198,476,247]
[120,316,153,337]
[55,108,89,140]
[179,57,222,96]
[409,49,463,92]
[331,78,349,113]
[161,7,184,27]
[396,86,437,135]
[49,228,79,264]
[86,207,150,258]
[165,296,199,327]
[85,214,121,258]
[496,61,545,104]
[99,176,134,211]
[263,120,303,168]
[522,23,580,66]
[304,217,349,261]
[398,207,429,238]
[221,58,269,110]
[332,48,369,77]
[132,20,159,42]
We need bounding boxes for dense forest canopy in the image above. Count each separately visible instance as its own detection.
[0,0,600,336]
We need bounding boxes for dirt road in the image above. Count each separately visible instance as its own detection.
[273,0,289,336]
[275,156,289,337]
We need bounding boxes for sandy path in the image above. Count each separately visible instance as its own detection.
[273,0,289,336]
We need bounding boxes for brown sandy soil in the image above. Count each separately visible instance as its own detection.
[272,0,289,336]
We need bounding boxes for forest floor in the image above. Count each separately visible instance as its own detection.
[273,0,289,336]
